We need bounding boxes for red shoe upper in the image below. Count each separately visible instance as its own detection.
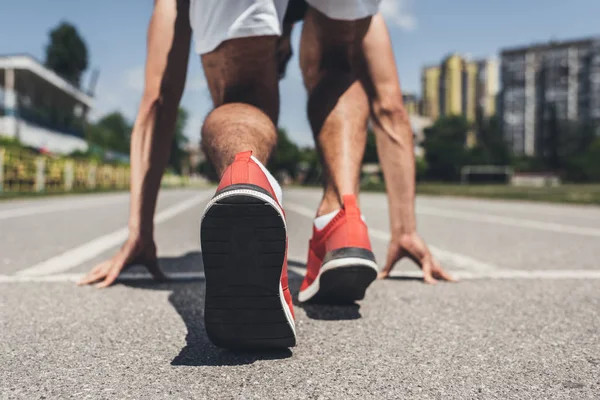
[217,151,278,198]
[217,151,294,319]
[300,194,372,291]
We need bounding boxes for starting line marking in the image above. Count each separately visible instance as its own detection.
[2,268,600,283]
[0,271,206,283]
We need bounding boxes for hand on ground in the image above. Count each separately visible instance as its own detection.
[378,232,456,284]
[77,235,165,288]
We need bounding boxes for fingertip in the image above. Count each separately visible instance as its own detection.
[377,272,389,280]
[77,277,91,286]
[95,279,113,289]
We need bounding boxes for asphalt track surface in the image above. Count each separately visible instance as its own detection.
[1,188,599,399]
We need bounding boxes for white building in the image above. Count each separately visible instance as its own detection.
[0,54,93,154]
[410,114,433,158]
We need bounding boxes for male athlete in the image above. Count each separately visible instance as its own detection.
[279,1,454,284]
[79,0,453,349]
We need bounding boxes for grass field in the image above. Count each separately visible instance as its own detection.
[4,180,600,206]
[362,182,600,206]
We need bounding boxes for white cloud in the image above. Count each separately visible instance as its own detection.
[379,0,417,31]
[89,81,139,122]
[126,67,207,92]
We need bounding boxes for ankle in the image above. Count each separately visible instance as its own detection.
[316,199,341,217]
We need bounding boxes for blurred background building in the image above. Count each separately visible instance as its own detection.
[501,37,600,156]
[402,93,419,116]
[0,54,93,154]
[421,54,499,146]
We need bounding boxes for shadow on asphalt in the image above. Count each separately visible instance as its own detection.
[123,251,363,365]
[123,251,292,367]
[384,276,425,282]
[285,260,363,321]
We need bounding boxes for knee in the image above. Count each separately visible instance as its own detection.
[202,104,276,143]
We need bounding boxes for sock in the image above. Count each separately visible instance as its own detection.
[314,210,367,230]
[314,209,339,230]
[250,155,283,206]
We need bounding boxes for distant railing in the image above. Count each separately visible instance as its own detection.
[0,146,129,193]
[0,146,192,194]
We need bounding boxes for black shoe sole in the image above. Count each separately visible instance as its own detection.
[303,265,378,305]
[300,247,378,305]
[201,189,296,349]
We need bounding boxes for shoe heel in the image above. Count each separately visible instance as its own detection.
[201,188,296,349]
[302,247,378,304]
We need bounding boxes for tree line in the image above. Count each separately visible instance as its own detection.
[420,114,600,182]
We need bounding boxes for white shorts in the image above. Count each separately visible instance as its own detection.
[190,0,382,54]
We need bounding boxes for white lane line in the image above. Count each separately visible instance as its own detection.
[285,202,499,272]
[287,266,600,280]
[367,228,499,272]
[452,269,600,280]
[416,200,600,220]
[417,206,600,238]
[3,268,600,283]
[17,192,212,277]
[288,266,307,277]
[0,271,206,283]
[0,196,128,220]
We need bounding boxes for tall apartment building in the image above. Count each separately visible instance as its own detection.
[422,66,441,119]
[501,37,600,156]
[402,93,419,115]
[421,54,499,146]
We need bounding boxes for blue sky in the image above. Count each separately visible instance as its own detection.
[1,0,599,146]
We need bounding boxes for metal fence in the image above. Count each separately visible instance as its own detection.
[0,146,130,193]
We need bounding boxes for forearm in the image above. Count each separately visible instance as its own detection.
[360,13,417,237]
[128,96,181,236]
[372,104,417,236]
[128,0,191,238]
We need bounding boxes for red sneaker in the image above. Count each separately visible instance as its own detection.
[298,194,378,304]
[200,151,296,349]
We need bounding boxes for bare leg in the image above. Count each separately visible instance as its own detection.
[200,37,280,176]
[300,8,371,216]
[79,0,191,287]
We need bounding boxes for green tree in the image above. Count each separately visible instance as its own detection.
[298,146,321,184]
[86,112,131,154]
[362,129,379,164]
[45,22,89,87]
[267,128,301,178]
[581,138,600,181]
[567,137,600,182]
[169,108,189,174]
[477,115,510,165]
[423,116,470,181]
